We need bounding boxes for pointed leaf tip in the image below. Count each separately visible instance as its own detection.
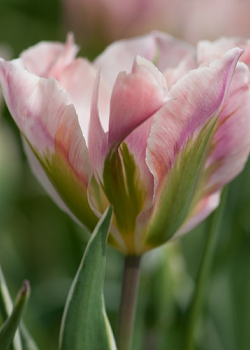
[59,206,117,350]
[19,281,30,297]
[0,280,30,350]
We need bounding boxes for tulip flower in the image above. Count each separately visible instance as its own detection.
[0,32,250,256]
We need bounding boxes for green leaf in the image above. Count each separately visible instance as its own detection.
[19,324,39,350]
[59,205,117,350]
[0,265,22,350]
[146,116,218,247]
[185,187,228,350]
[0,266,39,350]
[0,279,30,350]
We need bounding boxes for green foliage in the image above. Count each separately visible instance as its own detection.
[19,324,39,350]
[0,267,30,350]
[0,0,62,57]
[59,206,117,350]
[1,1,250,349]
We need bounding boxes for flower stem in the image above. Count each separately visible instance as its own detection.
[116,255,141,350]
[185,187,228,350]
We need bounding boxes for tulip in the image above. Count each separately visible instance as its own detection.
[0,32,250,256]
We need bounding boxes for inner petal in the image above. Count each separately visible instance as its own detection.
[58,58,111,142]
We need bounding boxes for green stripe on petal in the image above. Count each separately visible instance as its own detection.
[44,150,97,229]
[103,142,148,254]
[146,116,218,248]
[24,137,97,231]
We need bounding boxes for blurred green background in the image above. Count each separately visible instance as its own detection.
[1,0,250,349]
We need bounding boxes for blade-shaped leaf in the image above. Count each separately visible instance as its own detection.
[19,324,39,350]
[0,265,22,350]
[59,205,117,350]
[0,280,30,350]
[0,266,39,350]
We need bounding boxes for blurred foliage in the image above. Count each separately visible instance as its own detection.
[0,0,250,349]
[0,0,62,56]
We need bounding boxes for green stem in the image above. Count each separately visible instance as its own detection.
[185,187,228,350]
[116,255,141,350]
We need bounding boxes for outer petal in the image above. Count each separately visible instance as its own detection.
[175,192,220,237]
[147,48,243,191]
[0,59,97,230]
[108,56,168,150]
[23,140,85,226]
[20,34,111,144]
[197,37,250,67]
[143,47,243,250]
[176,61,250,236]
[94,31,194,89]
[204,63,250,191]
[20,33,78,79]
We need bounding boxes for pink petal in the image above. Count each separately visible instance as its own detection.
[21,35,112,144]
[0,58,96,229]
[197,37,250,67]
[175,192,220,237]
[108,56,168,150]
[124,116,154,204]
[181,62,250,232]
[153,30,195,72]
[20,33,78,79]
[146,47,244,193]
[23,139,84,226]
[94,31,194,89]
[93,33,156,89]
[164,53,197,88]
[0,59,69,155]
[88,71,108,179]
[58,58,111,142]
[166,56,250,238]
[124,119,155,252]
[204,62,250,192]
